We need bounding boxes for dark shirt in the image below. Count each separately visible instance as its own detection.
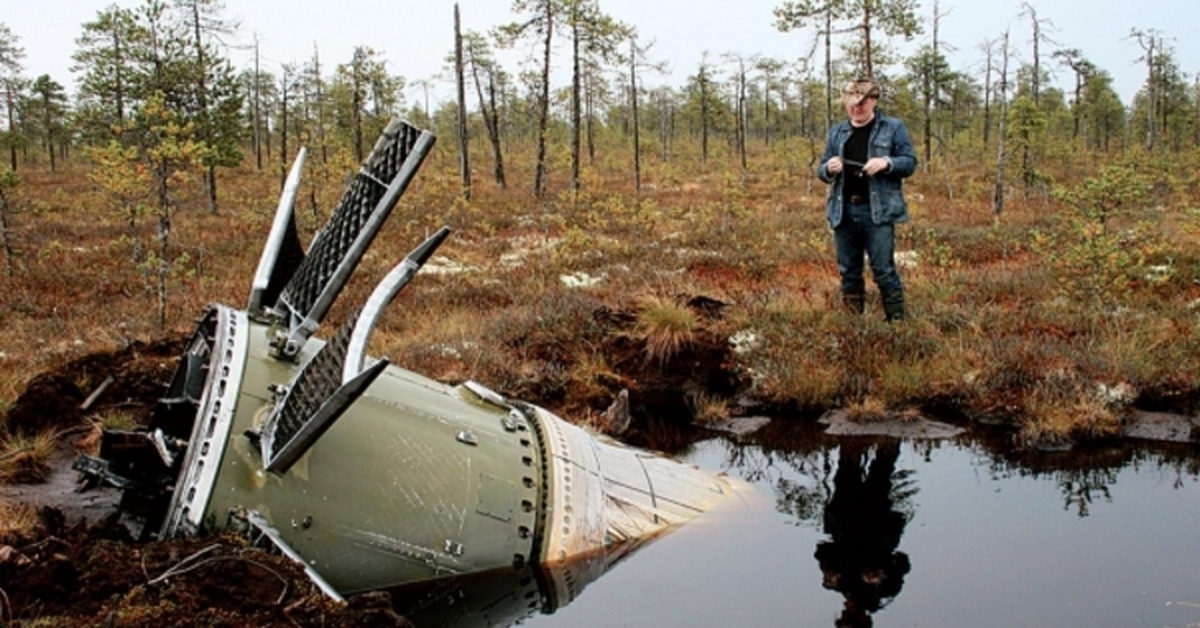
[843,116,875,203]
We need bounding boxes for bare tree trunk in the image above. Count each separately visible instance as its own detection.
[736,66,747,174]
[471,53,506,189]
[631,40,641,193]
[992,30,1011,221]
[312,45,327,166]
[982,39,994,151]
[861,2,874,78]
[823,8,833,131]
[454,4,471,200]
[5,86,17,171]
[533,2,553,198]
[570,7,582,192]
[184,0,219,214]
[279,71,292,191]
[0,187,15,277]
[585,72,596,164]
[253,37,262,170]
[155,167,172,328]
[351,49,365,163]
[42,97,56,173]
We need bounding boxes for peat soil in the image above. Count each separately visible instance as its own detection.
[1,300,1196,626]
[0,299,739,627]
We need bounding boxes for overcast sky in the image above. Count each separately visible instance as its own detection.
[4,0,1196,107]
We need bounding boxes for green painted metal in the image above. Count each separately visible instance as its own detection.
[199,314,542,593]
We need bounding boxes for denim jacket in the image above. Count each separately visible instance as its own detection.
[817,110,917,228]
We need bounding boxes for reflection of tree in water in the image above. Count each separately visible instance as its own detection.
[773,448,833,528]
[975,440,1200,517]
[1057,467,1117,516]
[814,440,917,628]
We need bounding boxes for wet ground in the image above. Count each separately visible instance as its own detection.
[2,340,1199,627]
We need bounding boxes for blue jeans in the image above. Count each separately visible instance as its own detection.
[834,202,903,296]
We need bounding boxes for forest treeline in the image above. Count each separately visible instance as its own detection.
[0,0,1195,205]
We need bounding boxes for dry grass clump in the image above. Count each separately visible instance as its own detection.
[844,396,890,423]
[634,294,697,365]
[0,430,57,484]
[77,410,140,456]
[0,498,40,542]
[687,391,731,424]
[1019,393,1122,447]
[725,290,845,408]
[567,350,624,413]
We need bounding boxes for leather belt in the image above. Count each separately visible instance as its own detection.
[848,194,868,204]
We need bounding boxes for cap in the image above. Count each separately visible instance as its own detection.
[842,79,881,106]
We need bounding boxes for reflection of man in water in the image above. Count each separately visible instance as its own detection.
[815,440,911,628]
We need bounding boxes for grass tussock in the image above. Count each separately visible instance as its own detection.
[845,396,890,423]
[77,410,141,456]
[634,294,697,366]
[0,498,40,542]
[0,431,57,484]
[567,350,624,413]
[687,391,731,424]
[1019,392,1122,447]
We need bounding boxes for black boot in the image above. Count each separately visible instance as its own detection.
[842,292,865,315]
[882,291,906,322]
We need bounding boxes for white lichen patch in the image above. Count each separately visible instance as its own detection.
[895,250,920,269]
[1143,264,1174,283]
[560,272,605,288]
[422,256,476,276]
[500,235,562,267]
[1096,381,1136,406]
[728,329,760,355]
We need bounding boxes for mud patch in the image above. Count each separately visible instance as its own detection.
[0,442,120,525]
[4,338,184,437]
[1122,410,1198,443]
[703,416,772,436]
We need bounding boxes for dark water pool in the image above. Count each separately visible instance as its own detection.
[396,424,1200,628]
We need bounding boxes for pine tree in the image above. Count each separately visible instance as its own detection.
[26,75,70,171]
[73,6,144,144]
[0,23,26,171]
[497,0,562,198]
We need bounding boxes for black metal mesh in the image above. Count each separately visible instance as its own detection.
[276,121,422,321]
[268,315,357,461]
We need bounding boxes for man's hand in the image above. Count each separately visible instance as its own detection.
[826,156,844,175]
[863,157,890,176]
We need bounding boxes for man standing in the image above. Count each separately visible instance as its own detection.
[818,79,917,322]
